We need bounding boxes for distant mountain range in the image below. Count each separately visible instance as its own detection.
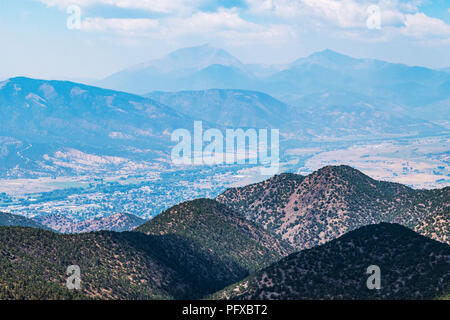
[105,44,450,139]
[0,166,448,299]
[217,165,449,250]
[214,223,450,300]
[99,45,450,124]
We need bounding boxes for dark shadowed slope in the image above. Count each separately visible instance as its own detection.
[214,223,450,300]
[135,198,293,295]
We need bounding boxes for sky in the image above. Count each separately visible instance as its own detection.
[1,0,450,81]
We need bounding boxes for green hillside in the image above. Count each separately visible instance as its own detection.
[213,223,450,300]
[0,199,292,300]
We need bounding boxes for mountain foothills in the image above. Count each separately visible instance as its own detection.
[0,77,189,177]
[147,88,446,140]
[34,212,146,233]
[146,89,290,129]
[0,211,50,230]
[0,166,448,300]
[0,210,147,233]
[213,223,450,300]
[217,165,450,250]
[0,199,291,299]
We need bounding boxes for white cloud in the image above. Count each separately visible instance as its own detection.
[39,0,205,14]
[246,0,409,28]
[73,7,296,45]
[160,9,296,45]
[245,0,450,42]
[81,17,158,34]
[170,9,261,34]
[401,12,450,38]
[39,0,450,44]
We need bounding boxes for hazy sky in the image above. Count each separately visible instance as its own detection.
[2,0,450,81]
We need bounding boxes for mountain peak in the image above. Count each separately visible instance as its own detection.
[310,49,348,58]
[129,44,243,74]
[291,49,357,68]
[217,165,446,250]
[311,164,371,180]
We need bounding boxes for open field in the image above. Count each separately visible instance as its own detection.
[289,136,449,189]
